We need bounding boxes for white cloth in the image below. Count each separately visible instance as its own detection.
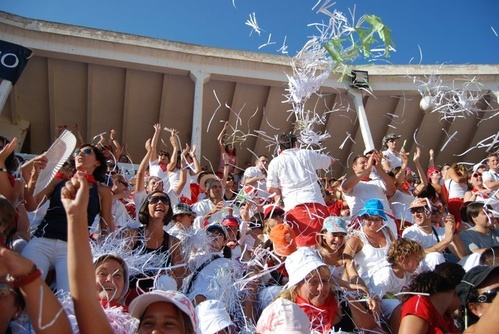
[148,160,171,190]
[192,199,240,230]
[185,253,234,302]
[482,170,499,190]
[382,149,402,170]
[444,178,467,199]
[111,199,133,228]
[402,225,446,270]
[266,148,330,211]
[389,190,414,224]
[342,178,398,237]
[242,166,268,199]
[368,260,411,298]
[353,228,394,284]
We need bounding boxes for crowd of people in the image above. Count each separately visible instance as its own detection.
[0,126,498,334]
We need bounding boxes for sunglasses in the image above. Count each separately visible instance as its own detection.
[472,172,482,178]
[472,287,499,303]
[73,148,93,157]
[0,283,15,297]
[410,207,426,214]
[148,196,170,205]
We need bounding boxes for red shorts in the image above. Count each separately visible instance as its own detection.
[285,203,328,247]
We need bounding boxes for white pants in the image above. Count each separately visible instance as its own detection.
[21,237,70,293]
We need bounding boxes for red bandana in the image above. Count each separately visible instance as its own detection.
[295,293,337,333]
[360,177,371,182]
[159,162,168,172]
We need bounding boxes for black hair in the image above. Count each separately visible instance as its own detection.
[138,191,173,226]
[351,155,367,165]
[479,246,499,267]
[278,133,297,150]
[76,144,107,182]
[405,270,453,298]
[466,202,485,224]
[224,144,236,155]
[0,195,17,248]
[0,136,17,173]
[434,262,465,288]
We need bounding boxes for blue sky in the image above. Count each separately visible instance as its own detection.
[1,0,498,65]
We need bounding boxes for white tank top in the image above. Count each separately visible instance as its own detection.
[445,178,467,199]
[353,228,393,282]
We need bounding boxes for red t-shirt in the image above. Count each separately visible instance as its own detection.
[400,295,458,334]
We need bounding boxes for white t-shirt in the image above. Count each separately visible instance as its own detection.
[402,224,445,249]
[382,150,402,170]
[368,260,411,298]
[242,166,268,199]
[149,160,171,190]
[342,178,398,237]
[389,190,414,224]
[482,170,499,190]
[266,148,330,211]
[192,199,240,230]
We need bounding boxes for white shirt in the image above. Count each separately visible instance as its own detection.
[192,199,240,230]
[266,148,330,211]
[482,170,499,190]
[382,149,402,170]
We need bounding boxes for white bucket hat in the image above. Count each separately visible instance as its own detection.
[256,297,311,333]
[196,299,235,334]
[284,247,328,288]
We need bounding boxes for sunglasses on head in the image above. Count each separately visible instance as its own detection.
[73,148,93,157]
[472,287,499,303]
[410,207,426,214]
[148,195,170,205]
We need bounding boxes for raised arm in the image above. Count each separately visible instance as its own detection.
[188,144,202,175]
[62,172,113,334]
[166,129,179,172]
[413,147,428,189]
[72,123,85,146]
[149,123,162,163]
[217,121,229,152]
[0,137,17,202]
[373,151,397,197]
[0,247,72,334]
[172,144,188,196]
[109,128,123,158]
[136,139,153,192]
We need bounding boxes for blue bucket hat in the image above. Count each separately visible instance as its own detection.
[322,216,348,234]
[357,199,387,221]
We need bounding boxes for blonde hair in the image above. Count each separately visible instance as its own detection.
[276,266,332,301]
[387,238,425,265]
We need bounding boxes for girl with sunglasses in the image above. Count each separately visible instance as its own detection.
[125,191,187,303]
[21,144,113,293]
[457,265,499,333]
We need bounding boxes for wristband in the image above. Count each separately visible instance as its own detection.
[9,265,42,288]
[0,167,8,173]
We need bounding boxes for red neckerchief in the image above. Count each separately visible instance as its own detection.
[55,172,68,180]
[84,174,96,184]
[295,293,337,333]
[472,188,489,198]
[100,300,128,313]
[159,162,168,172]
[360,177,371,182]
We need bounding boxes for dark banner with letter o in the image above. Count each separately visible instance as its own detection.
[0,40,33,85]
